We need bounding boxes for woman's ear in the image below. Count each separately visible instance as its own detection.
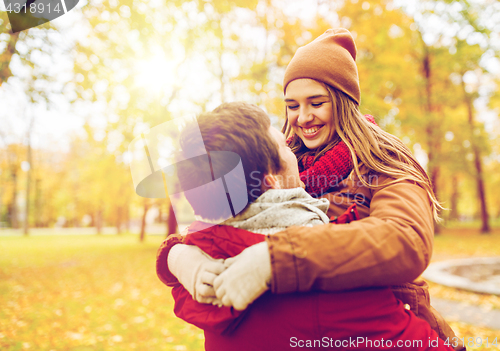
[263,174,281,190]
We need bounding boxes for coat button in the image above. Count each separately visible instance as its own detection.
[404,304,411,310]
[294,250,307,258]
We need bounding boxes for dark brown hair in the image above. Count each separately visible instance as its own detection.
[178,102,283,220]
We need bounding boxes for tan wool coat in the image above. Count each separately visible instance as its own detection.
[265,167,465,351]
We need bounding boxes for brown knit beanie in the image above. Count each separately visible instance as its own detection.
[283,28,360,105]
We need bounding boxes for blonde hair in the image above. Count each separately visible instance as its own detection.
[282,83,442,222]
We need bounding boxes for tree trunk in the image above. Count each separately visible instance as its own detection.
[140,199,150,242]
[449,175,459,221]
[0,186,3,227]
[421,39,441,234]
[217,15,225,104]
[0,32,20,86]
[95,206,103,235]
[125,205,130,232]
[72,182,79,227]
[9,168,19,229]
[116,206,122,235]
[473,146,490,233]
[462,79,490,234]
[23,141,32,236]
[157,204,162,224]
[166,202,178,237]
[34,177,41,227]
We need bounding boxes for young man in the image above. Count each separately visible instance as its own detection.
[156,102,454,351]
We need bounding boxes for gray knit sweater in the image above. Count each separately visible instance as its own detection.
[222,188,330,235]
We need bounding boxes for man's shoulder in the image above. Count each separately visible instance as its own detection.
[185,221,265,258]
[187,220,258,236]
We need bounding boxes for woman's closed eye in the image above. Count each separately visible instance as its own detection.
[286,105,299,110]
[312,102,328,107]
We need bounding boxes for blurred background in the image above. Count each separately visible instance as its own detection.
[1,0,500,350]
[1,0,499,236]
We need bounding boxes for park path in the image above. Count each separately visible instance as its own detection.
[432,297,500,330]
[424,257,500,330]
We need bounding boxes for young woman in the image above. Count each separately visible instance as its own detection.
[211,28,464,351]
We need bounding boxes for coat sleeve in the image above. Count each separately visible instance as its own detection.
[156,234,245,333]
[171,284,243,334]
[266,180,434,293]
[156,234,185,287]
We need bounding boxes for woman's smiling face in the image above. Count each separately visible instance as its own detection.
[285,79,334,150]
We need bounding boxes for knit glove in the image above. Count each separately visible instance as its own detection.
[214,241,271,311]
[167,244,226,304]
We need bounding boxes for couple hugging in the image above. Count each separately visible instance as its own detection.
[156,28,464,351]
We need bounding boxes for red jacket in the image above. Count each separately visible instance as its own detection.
[158,221,454,351]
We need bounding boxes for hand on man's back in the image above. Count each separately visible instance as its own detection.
[214,241,272,311]
[168,244,226,304]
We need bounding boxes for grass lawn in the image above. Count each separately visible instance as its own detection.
[1,228,499,350]
[0,234,204,351]
[433,227,500,259]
